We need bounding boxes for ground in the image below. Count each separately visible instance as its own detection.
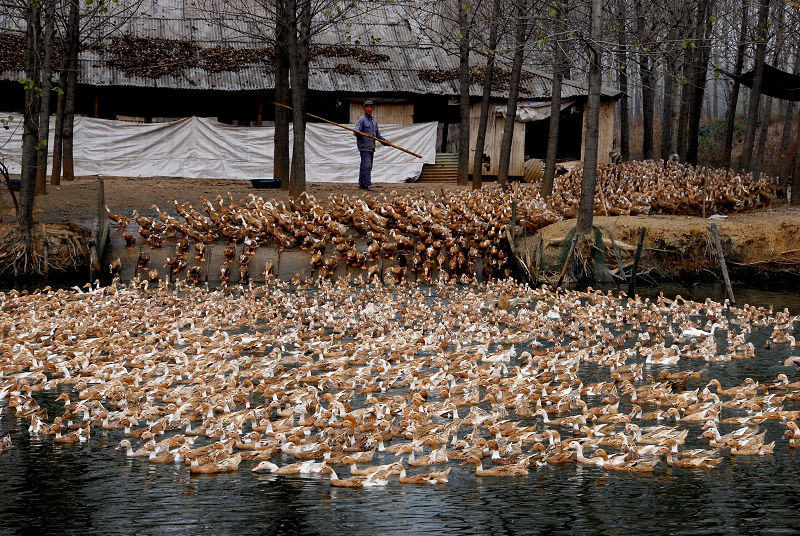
[1,177,451,229]
[2,176,799,281]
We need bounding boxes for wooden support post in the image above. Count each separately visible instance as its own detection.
[556,233,578,288]
[511,191,517,228]
[608,230,627,282]
[536,235,543,284]
[257,98,263,126]
[711,223,736,304]
[97,177,104,225]
[627,227,646,296]
[701,168,707,219]
[89,239,98,284]
[42,225,49,279]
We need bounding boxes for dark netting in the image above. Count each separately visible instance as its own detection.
[720,64,800,102]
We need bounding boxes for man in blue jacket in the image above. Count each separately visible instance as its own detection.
[354,100,389,191]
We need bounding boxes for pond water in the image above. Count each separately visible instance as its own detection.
[1,283,799,535]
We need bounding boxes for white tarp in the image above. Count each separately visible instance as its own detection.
[494,99,576,122]
[0,114,437,182]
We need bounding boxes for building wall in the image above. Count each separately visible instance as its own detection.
[581,98,616,164]
[468,102,525,177]
[349,103,414,125]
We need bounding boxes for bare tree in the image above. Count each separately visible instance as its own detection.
[542,1,567,197]
[720,0,748,169]
[198,0,365,196]
[633,0,654,160]
[455,0,471,186]
[576,0,603,237]
[794,127,800,205]
[35,0,55,194]
[496,0,530,186]
[615,10,630,161]
[409,0,486,187]
[684,0,714,166]
[61,0,81,181]
[471,0,500,190]
[752,0,784,180]
[18,0,41,252]
[659,23,680,159]
[274,0,290,189]
[738,0,770,172]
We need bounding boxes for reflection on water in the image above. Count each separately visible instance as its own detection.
[2,427,799,535]
[610,281,800,313]
[1,284,799,535]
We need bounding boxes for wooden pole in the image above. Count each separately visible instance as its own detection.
[536,235,543,284]
[701,167,707,218]
[556,232,578,288]
[627,227,646,296]
[711,223,736,304]
[272,102,422,158]
[42,224,48,279]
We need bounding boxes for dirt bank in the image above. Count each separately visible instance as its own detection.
[537,209,800,282]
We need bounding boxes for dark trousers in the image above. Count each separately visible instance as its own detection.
[359,150,374,187]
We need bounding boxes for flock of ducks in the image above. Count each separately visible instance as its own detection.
[547,160,775,218]
[1,276,798,487]
[105,160,774,284]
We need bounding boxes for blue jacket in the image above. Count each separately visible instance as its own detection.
[354,114,385,151]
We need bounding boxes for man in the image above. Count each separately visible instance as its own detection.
[354,100,389,191]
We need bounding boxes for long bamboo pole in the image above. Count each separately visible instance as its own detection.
[272,101,422,159]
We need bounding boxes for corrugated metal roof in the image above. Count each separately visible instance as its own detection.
[3,0,622,99]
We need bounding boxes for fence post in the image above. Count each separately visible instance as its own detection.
[711,223,736,304]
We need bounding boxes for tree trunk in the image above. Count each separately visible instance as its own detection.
[779,51,800,175]
[50,72,65,186]
[287,0,310,197]
[274,0,290,189]
[35,0,55,195]
[576,0,603,236]
[616,17,629,161]
[660,69,675,159]
[635,0,654,160]
[19,1,41,247]
[676,40,693,161]
[660,27,678,159]
[472,0,499,190]
[720,0,748,168]
[779,102,796,166]
[793,125,800,205]
[456,2,471,186]
[61,0,80,182]
[497,0,526,187]
[752,96,772,180]
[685,0,714,167]
[738,0,770,172]
[543,5,565,198]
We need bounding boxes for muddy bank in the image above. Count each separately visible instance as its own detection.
[536,208,800,282]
